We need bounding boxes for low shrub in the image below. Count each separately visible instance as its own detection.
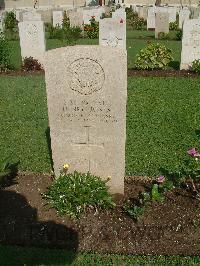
[21,57,42,72]
[125,8,146,30]
[48,25,82,43]
[84,16,99,39]
[176,29,182,40]
[4,11,17,31]
[134,43,174,70]
[0,33,11,72]
[129,16,146,30]
[157,32,170,39]
[192,59,200,74]
[169,21,178,31]
[43,170,115,219]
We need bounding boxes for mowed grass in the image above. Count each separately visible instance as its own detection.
[1,75,200,176]
[8,29,181,70]
[1,245,200,266]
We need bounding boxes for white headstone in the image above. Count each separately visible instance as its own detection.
[179,8,190,29]
[18,21,46,65]
[168,6,177,23]
[23,10,42,21]
[112,8,126,23]
[180,19,200,70]
[53,11,63,27]
[68,10,83,28]
[44,46,127,194]
[99,18,126,49]
[147,7,155,29]
[82,7,104,24]
[155,12,169,38]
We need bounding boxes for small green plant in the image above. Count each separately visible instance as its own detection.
[0,33,11,72]
[84,16,99,39]
[169,21,178,31]
[134,43,174,70]
[43,169,115,219]
[192,59,200,74]
[151,184,165,202]
[21,57,42,71]
[124,176,174,220]
[0,158,18,187]
[4,11,17,31]
[124,202,145,220]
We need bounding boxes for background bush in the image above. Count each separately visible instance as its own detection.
[0,33,11,72]
[192,59,200,74]
[84,17,99,39]
[134,43,174,70]
[126,8,146,30]
[4,11,17,31]
[169,21,178,31]
[21,57,42,72]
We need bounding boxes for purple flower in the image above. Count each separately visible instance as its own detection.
[187,148,200,157]
[157,175,165,183]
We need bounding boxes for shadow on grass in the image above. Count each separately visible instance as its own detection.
[169,60,180,70]
[45,127,54,172]
[0,190,78,265]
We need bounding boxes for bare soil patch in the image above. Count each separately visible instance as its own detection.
[0,173,199,255]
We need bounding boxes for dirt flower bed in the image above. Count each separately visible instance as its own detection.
[0,69,199,78]
[0,173,199,255]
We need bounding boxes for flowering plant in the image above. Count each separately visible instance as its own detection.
[84,16,99,39]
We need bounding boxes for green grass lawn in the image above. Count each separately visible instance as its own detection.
[1,245,200,266]
[8,29,181,70]
[1,76,199,177]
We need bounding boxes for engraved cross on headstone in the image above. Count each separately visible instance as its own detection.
[72,126,104,172]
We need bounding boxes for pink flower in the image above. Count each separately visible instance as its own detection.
[156,176,165,183]
[187,148,200,157]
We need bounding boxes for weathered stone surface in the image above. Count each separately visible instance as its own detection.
[112,8,126,23]
[53,11,63,27]
[155,12,169,38]
[68,9,83,28]
[168,6,177,22]
[44,46,127,194]
[82,7,104,24]
[23,10,42,21]
[179,7,190,28]
[18,20,46,64]
[99,18,126,49]
[180,19,200,69]
[147,7,155,29]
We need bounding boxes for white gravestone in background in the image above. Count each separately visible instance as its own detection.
[53,11,63,27]
[99,18,126,49]
[44,46,127,194]
[180,19,200,70]
[179,8,190,29]
[82,7,104,24]
[168,7,177,23]
[147,7,155,29]
[112,8,126,23]
[23,11,42,21]
[155,12,169,38]
[18,21,46,65]
[69,11,83,28]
